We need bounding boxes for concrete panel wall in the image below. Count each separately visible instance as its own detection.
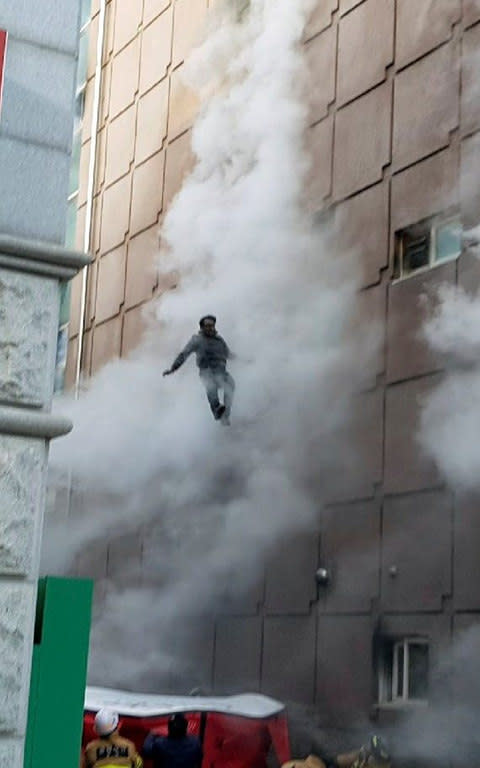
[69,0,205,371]
[264,532,319,615]
[380,491,452,611]
[384,375,443,494]
[214,617,262,693]
[317,615,372,727]
[337,0,394,106]
[454,494,480,611]
[262,616,317,705]
[386,261,456,384]
[319,502,380,613]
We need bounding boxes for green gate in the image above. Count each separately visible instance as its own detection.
[24,577,93,768]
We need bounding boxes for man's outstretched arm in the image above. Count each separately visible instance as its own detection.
[222,337,236,361]
[163,336,197,376]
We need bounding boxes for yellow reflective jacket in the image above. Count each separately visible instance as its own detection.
[83,734,143,768]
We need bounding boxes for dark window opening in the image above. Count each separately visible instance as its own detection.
[403,231,430,273]
[408,641,429,699]
[378,637,429,706]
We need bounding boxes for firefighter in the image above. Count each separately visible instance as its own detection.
[163,315,235,425]
[82,709,142,768]
[143,713,203,768]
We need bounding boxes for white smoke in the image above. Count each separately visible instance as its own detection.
[417,1,480,493]
[45,0,377,689]
[419,279,480,490]
[422,282,480,365]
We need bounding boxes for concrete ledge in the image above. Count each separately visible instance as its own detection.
[0,234,91,279]
[0,407,72,439]
[0,253,79,280]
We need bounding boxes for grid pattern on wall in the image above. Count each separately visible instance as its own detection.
[68,0,480,752]
[66,0,211,387]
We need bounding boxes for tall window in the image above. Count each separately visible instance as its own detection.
[65,0,91,248]
[56,0,91,392]
[394,213,461,280]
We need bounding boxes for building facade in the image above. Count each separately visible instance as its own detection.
[68,0,480,763]
[66,0,203,386]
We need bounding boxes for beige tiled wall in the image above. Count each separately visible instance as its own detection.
[301,0,480,510]
[67,0,209,389]
[69,0,478,397]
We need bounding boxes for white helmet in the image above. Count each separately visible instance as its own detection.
[94,709,119,737]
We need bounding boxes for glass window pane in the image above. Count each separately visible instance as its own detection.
[396,644,404,698]
[75,88,86,123]
[65,197,79,249]
[403,235,430,273]
[80,0,92,29]
[59,281,72,327]
[383,644,393,702]
[54,325,69,393]
[408,643,429,699]
[69,131,82,196]
[77,30,89,89]
[435,220,461,263]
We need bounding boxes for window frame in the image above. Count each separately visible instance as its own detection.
[378,636,429,708]
[57,9,91,392]
[394,212,462,281]
[66,16,90,224]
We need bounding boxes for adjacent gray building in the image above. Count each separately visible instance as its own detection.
[0,1,88,763]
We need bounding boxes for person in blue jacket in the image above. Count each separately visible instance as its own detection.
[163,315,235,425]
[143,713,203,768]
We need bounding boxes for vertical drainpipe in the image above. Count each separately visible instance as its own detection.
[75,0,107,398]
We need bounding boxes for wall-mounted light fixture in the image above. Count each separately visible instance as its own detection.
[315,567,330,586]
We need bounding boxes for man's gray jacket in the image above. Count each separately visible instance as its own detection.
[171,332,233,372]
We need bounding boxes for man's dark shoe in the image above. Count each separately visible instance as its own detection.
[215,404,226,420]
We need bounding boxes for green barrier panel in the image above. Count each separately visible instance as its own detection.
[24,577,93,768]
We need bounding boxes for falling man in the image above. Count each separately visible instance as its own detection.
[163,315,235,425]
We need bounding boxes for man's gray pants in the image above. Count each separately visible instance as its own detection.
[199,368,235,419]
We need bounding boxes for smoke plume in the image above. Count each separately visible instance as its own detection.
[419,266,480,490]
[45,0,376,690]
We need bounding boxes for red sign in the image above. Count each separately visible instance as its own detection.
[0,30,7,116]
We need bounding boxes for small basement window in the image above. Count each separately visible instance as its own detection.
[394,214,461,279]
[378,637,429,706]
